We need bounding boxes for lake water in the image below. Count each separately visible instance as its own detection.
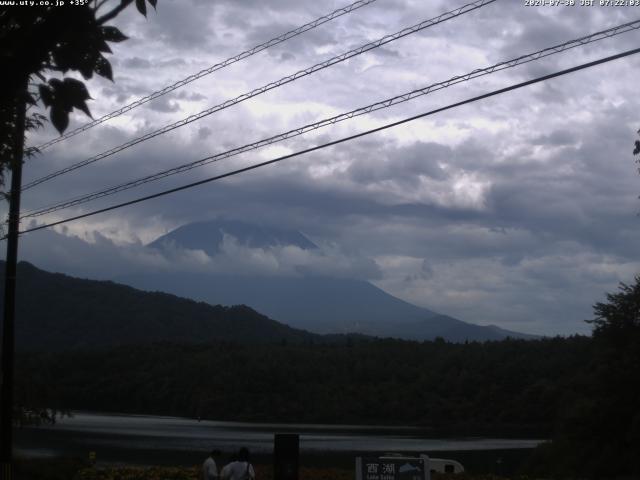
[16,411,543,466]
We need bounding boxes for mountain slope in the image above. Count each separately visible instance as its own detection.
[119,273,534,342]
[0,261,320,351]
[149,218,317,256]
[135,218,536,342]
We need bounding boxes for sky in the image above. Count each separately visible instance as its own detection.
[5,0,640,336]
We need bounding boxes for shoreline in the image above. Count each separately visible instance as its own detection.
[15,411,542,475]
[17,445,536,475]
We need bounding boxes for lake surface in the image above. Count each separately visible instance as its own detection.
[16,411,543,466]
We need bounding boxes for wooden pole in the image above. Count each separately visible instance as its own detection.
[1,80,27,480]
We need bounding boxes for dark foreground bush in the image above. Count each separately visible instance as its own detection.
[14,457,87,480]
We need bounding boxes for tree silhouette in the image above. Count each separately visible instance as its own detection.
[536,277,640,478]
[0,2,159,475]
[0,0,157,191]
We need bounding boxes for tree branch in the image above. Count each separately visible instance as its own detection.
[95,0,110,12]
[96,1,129,25]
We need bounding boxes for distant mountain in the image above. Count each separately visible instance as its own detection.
[149,218,317,256]
[119,273,522,342]
[124,218,536,342]
[0,261,321,351]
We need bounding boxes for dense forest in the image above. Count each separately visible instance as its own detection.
[17,337,591,436]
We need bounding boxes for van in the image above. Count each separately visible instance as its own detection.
[425,457,465,474]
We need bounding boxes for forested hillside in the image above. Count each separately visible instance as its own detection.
[17,336,591,437]
[0,261,319,350]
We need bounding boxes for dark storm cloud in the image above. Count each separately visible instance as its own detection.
[370,47,402,59]
[532,129,577,147]
[141,0,218,50]
[197,126,213,140]
[120,56,188,70]
[122,56,153,69]
[148,97,181,113]
[242,19,339,53]
[29,112,637,267]
[174,91,207,101]
[100,81,150,104]
[497,9,583,61]
[17,214,383,283]
[347,142,451,184]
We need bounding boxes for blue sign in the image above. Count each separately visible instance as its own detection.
[356,456,429,480]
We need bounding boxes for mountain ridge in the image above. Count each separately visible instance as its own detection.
[131,218,537,341]
[0,260,324,351]
[148,218,318,256]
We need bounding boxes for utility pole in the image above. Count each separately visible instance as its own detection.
[0,80,27,480]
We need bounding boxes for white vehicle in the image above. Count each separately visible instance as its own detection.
[423,456,465,474]
[356,453,465,480]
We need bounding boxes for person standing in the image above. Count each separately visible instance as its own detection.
[202,449,220,480]
[221,447,255,480]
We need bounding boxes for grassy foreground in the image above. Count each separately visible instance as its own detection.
[75,466,527,480]
[16,461,354,480]
[15,459,536,480]
[75,465,352,480]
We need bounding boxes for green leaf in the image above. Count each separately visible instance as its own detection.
[51,48,75,73]
[147,0,157,8]
[40,78,94,123]
[101,26,128,43]
[61,78,93,118]
[97,39,112,53]
[75,100,92,118]
[50,106,69,134]
[94,55,113,81]
[63,78,91,102]
[135,0,147,16]
[25,113,47,133]
[48,78,63,90]
[39,85,54,107]
[77,53,95,80]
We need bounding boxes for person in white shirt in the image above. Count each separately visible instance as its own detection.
[221,447,255,480]
[202,449,220,480]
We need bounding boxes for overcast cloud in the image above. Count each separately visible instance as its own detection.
[5,0,640,336]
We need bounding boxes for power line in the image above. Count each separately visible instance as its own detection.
[15,46,640,238]
[22,0,496,192]
[33,0,379,152]
[21,19,640,219]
